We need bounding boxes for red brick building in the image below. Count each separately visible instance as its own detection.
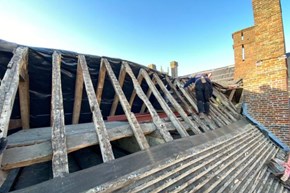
[233,0,289,143]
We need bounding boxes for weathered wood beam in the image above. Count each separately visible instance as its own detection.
[228,89,236,102]
[153,74,201,134]
[123,62,173,142]
[18,50,30,129]
[79,55,115,162]
[103,59,149,150]
[174,79,217,130]
[72,59,84,124]
[129,71,144,107]
[96,58,107,105]
[165,76,210,132]
[51,51,69,178]
[139,69,189,137]
[2,120,193,170]
[110,65,126,116]
[140,86,153,113]
[0,47,28,139]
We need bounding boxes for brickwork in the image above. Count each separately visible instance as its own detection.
[170,61,178,78]
[233,0,290,144]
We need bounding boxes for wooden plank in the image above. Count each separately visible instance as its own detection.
[174,79,217,130]
[96,58,107,105]
[72,59,84,124]
[110,65,126,116]
[51,51,69,178]
[79,55,115,162]
[139,69,189,137]
[0,47,28,138]
[153,74,201,134]
[165,76,210,132]
[129,71,144,107]
[2,120,193,170]
[18,50,30,129]
[123,62,173,142]
[103,59,149,150]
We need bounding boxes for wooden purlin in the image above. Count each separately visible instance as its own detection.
[139,69,189,137]
[174,79,217,130]
[0,47,28,138]
[123,62,173,142]
[102,59,150,150]
[51,52,69,178]
[18,50,30,129]
[110,65,126,116]
[72,60,84,124]
[79,55,115,162]
[165,76,210,132]
[153,74,201,134]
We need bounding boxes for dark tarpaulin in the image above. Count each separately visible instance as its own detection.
[0,42,163,129]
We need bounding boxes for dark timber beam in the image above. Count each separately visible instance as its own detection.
[139,69,189,137]
[110,65,126,116]
[153,74,201,134]
[103,59,150,150]
[72,59,84,124]
[18,50,30,129]
[51,51,69,178]
[123,62,173,142]
[79,55,115,162]
[96,58,107,105]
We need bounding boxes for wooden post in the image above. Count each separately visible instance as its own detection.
[153,74,201,134]
[110,65,127,116]
[96,59,107,105]
[103,59,150,149]
[139,69,189,137]
[18,50,30,129]
[123,62,173,142]
[51,51,69,178]
[165,76,210,132]
[72,60,84,124]
[79,55,115,162]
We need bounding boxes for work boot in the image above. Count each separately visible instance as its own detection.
[199,112,205,119]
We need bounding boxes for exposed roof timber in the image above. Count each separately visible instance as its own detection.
[129,70,144,108]
[139,69,189,137]
[122,61,173,142]
[96,59,106,105]
[51,51,69,178]
[79,55,115,162]
[103,58,150,150]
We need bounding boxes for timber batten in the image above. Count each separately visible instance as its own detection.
[0,42,288,192]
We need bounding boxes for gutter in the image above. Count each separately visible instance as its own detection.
[242,103,290,152]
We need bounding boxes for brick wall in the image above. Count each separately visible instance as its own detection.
[233,0,290,144]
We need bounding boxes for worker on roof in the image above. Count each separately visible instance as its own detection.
[183,73,213,119]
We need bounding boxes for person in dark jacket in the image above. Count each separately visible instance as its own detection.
[184,73,213,118]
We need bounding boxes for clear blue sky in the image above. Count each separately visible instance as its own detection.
[0,0,289,75]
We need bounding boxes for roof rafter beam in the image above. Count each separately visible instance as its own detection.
[102,58,149,150]
[79,55,115,162]
[51,51,69,178]
[123,62,173,142]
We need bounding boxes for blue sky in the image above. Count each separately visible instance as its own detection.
[0,0,289,75]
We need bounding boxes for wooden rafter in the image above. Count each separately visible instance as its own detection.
[140,86,153,113]
[139,69,189,137]
[0,47,28,138]
[72,60,84,124]
[110,65,127,116]
[103,59,150,150]
[79,55,115,162]
[18,49,30,129]
[129,71,144,107]
[51,51,69,178]
[96,58,107,105]
[165,76,210,132]
[123,62,173,142]
[153,74,201,134]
